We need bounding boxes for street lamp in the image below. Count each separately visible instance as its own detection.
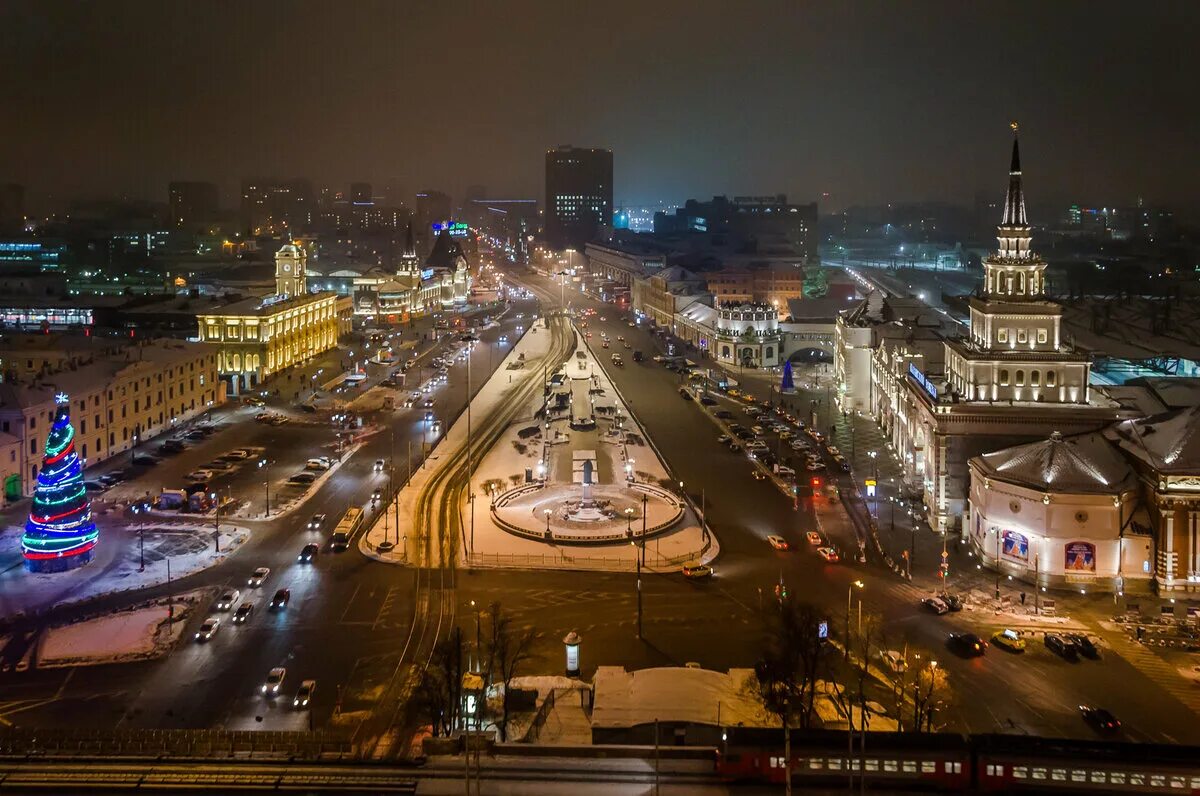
[264,481,270,518]
[210,492,221,553]
[544,508,552,535]
[845,579,864,659]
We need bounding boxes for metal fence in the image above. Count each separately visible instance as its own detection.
[0,727,354,760]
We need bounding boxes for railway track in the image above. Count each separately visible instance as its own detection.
[360,313,575,758]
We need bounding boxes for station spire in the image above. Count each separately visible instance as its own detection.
[1001,121,1027,228]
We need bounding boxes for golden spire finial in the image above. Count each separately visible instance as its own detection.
[1010,120,1019,133]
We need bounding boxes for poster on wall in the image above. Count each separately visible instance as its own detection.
[1065,541,1096,573]
[1002,529,1029,562]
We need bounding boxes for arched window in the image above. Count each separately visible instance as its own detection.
[765,346,774,360]
[1015,370,1025,386]
[999,369,1009,385]
[1031,370,1040,386]
[1046,370,1056,386]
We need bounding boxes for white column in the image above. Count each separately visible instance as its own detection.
[1166,511,1176,586]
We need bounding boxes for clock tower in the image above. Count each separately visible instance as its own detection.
[275,243,307,298]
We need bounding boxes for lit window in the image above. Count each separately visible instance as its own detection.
[997,328,1008,343]
[1046,370,1056,386]
[1015,370,1025,386]
[1037,329,1048,344]
[1031,371,1040,386]
[999,369,1010,386]
[1017,329,1028,343]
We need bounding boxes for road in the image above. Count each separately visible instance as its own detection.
[3,272,1200,749]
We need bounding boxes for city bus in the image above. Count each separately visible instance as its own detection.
[330,506,364,551]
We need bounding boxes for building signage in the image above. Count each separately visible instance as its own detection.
[1001,529,1029,562]
[1064,541,1096,573]
[432,221,470,237]
[908,362,938,400]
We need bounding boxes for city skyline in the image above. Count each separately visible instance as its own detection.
[1,1,1196,216]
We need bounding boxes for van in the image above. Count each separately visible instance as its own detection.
[157,489,188,510]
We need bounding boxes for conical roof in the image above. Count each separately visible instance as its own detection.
[976,431,1133,493]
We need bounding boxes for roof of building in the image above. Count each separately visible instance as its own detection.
[591,666,775,730]
[975,430,1135,493]
[1106,405,1200,474]
[676,300,719,328]
[197,290,336,318]
[786,296,859,322]
[0,338,213,412]
[842,291,944,327]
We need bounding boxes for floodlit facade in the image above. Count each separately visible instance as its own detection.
[197,244,341,393]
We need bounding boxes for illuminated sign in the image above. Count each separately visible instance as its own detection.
[432,221,470,237]
[908,362,938,400]
[865,479,877,498]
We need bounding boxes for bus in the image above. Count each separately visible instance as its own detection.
[330,507,364,551]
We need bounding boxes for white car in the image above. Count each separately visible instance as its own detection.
[224,450,251,460]
[817,547,840,563]
[215,589,240,611]
[775,465,796,478]
[247,567,270,588]
[195,617,220,642]
[374,459,385,472]
[187,469,215,482]
[880,650,909,673]
[766,535,789,551]
[921,596,949,615]
[293,679,317,709]
[262,667,286,696]
[806,531,822,546]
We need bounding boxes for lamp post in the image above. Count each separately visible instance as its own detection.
[263,481,270,518]
[544,508,552,535]
[211,492,220,553]
[845,579,864,659]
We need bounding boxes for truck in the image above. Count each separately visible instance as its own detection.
[632,350,644,363]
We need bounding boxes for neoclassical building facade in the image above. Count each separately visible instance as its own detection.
[197,243,342,393]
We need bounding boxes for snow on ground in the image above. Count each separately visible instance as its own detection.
[37,592,199,668]
[0,523,248,619]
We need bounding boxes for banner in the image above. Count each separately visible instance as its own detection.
[1064,541,1096,573]
[1001,529,1028,562]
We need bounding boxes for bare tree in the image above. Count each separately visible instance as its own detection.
[482,601,537,741]
[413,627,465,737]
[753,600,829,796]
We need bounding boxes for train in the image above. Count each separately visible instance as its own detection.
[715,730,1200,793]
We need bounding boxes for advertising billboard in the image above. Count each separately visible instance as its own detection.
[1064,541,1096,573]
[1001,529,1029,562]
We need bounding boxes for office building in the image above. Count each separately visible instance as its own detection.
[350,183,373,205]
[168,182,219,228]
[241,178,314,235]
[545,145,613,251]
[654,195,818,260]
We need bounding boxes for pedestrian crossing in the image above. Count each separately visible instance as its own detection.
[1103,632,1200,714]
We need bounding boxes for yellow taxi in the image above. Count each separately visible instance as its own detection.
[991,628,1026,652]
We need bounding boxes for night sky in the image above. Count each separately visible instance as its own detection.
[2,1,1196,215]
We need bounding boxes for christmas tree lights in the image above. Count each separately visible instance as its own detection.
[22,392,98,573]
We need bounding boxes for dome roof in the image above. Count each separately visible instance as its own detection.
[976,431,1134,493]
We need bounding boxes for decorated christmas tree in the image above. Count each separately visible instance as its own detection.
[22,392,98,573]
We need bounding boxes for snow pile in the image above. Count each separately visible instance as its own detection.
[38,596,195,668]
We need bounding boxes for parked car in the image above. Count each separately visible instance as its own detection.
[262,667,286,696]
[1045,633,1079,661]
[880,650,908,673]
[1066,633,1101,659]
[766,535,789,551]
[187,469,215,482]
[195,618,220,642]
[288,472,318,485]
[132,453,160,466]
[921,596,949,615]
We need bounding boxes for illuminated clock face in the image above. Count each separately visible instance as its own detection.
[284,264,291,272]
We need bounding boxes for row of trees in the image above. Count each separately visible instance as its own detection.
[414,601,537,742]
